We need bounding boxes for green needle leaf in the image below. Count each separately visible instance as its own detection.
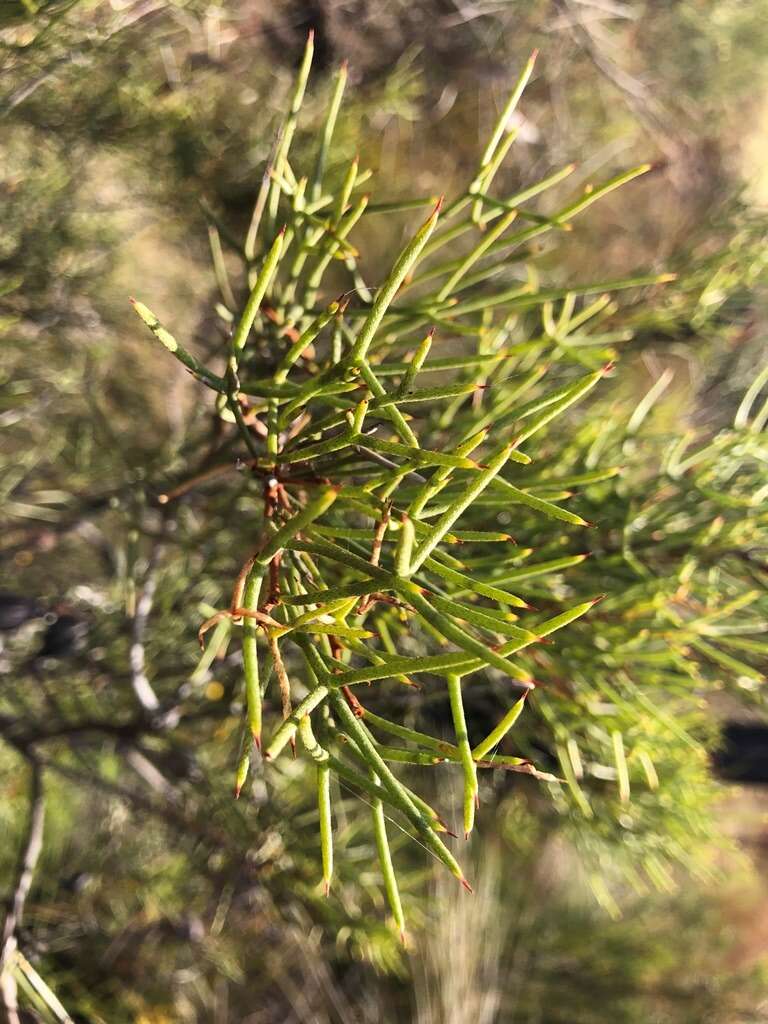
[446,673,478,837]
[409,444,517,573]
[351,199,443,362]
[472,693,527,761]
[231,229,285,355]
[130,299,227,393]
[371,782,407,942]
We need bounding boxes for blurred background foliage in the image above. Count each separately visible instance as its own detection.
[1,1,768,1021]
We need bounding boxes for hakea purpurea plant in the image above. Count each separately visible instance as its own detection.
[131,37,677,932]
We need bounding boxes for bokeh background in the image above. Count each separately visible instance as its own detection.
[1,2,768,1021]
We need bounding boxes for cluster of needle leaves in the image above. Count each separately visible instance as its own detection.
[130,36,765,936]
[476,359,768,909]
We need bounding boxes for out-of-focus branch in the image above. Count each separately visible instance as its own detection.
[130,547,162,714]
[0,712,149,747]
[123,745,179,802]
[0,690,233,752]
[1,760,45,1024]
[554,0,683,162]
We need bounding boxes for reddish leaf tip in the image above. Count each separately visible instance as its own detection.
[460,877,474,894]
